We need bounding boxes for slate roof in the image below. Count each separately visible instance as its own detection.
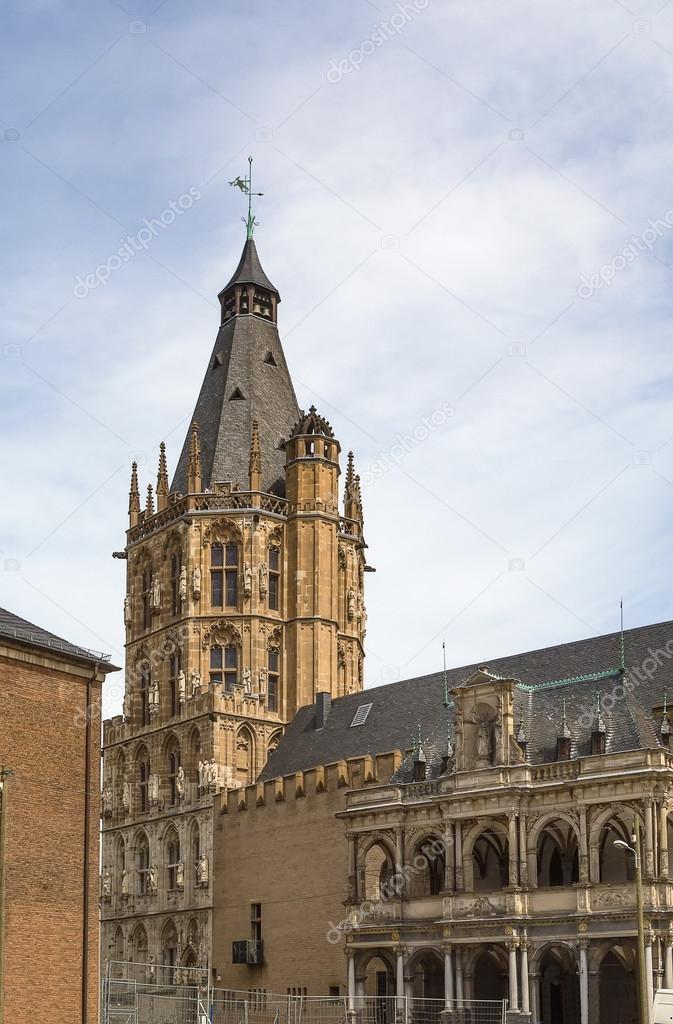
[259,619,673,782]
[0,606,116,668]
[219,238,279,298]
[171,241,299,496]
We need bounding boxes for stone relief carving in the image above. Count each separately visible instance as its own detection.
[148,865,158,896]
[196,855,209,887]
[192,566,201,599]
[177,670,186,704]
[259,562,268,597]
[102,867,112,900]
[243,562,253,598]
[102,785,113,818]
[176,766,186,800]
[179,564,187,602]
[151,576,161,610]
[347,590,356,621]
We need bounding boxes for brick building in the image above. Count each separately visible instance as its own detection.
[0,607,117,1024]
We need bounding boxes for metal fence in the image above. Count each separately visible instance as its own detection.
[103,967,505,1024]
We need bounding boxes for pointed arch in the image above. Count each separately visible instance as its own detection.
[235,724,256,785]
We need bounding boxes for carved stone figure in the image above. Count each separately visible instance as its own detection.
[243,562,253,598]
[242,667,252,692]
[102,785,113,818]
[198,759,207,791]
[177,670,186,704]
[190,670,201,696]
[102,867,112,900]
[258,667,267,696]
[121,869,129,898]
[149,773,160,805]
[176,860,185,891]
[179,564,187,602]
[122,778,131,813]
[259,562,268,597]
[476,722,490,760]
[122,691,132,721]
[192,566,201,599]
[176,766,186,799]
[148,865,158,895]
[124,596,132,626]
[347,590,356,621]
[208,759,218,790]
[151,576,161,610]
[196,854,209,887]
[146,956,156,983]
[149,678,159,714]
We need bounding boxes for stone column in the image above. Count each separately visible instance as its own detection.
[645,934,654,1021]
[578,941,589,1024]
[455,822,464,891]
[646,800,655,879]
[443,945,454,1010]
[395,827,405,896]
[519,810,528,887]
[444,823,454,892]
[529,972,540,1023]
[520,940,530,1015]
[347,832,358,900]
[509,813,519,887]
[396,946,406,1012]
[579,805,589,883]
[508,942,519,1012]
[661,804,670,880]
[665,937,673,989]
[456,948,464,1003]
[588,970,600,1024]
[347,949,356,1013]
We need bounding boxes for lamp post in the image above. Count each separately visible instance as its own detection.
[615,829,648,1024]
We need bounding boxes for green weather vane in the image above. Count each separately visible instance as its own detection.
[229,156,263,240]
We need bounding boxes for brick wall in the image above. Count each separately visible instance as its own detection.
[0,644,106,1024]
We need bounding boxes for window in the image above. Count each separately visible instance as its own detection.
[268,648,279,713]
[350,703,373,728]
[167,834,181,891]
[251,903,262,943]
[170,553,180,616]
[211,544,223,608]
[139,664,150,726]
[210,645,238,690]
[211,543,239,607]
[169,653,181,716]
[268,547,280,611]
[142,569,151,629]
[225,543,239,606]
[168,748,180,805]
[137,835,150,895]
[138,757,149,813]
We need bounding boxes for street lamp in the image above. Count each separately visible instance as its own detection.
[614,833,648,1024]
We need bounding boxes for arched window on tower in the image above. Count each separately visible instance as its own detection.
[166,740,181,806]
[170,553,181,616]
[166,829,181,891]
[139,664,150,727]
[268,648,280,713]
[268,546,280,611]
[136,747,150,814]
[210,645,238,691]
[169,652,181,717]
[137,833,150,895]
[210,541,238,608]
[141,567,152,630]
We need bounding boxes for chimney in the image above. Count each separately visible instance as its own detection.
[315,692,332,730]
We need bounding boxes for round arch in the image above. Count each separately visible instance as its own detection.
[527,811,581,853]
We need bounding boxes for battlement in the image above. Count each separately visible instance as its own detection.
[220,750,402,814]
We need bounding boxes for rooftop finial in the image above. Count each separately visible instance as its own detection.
[230,156,263,240]
[156,442,169,511]
[129,461,141,526]
[560,698,571,739]
[619,597,625,671]
[442,640,449,708]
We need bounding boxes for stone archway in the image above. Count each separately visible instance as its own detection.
[538,946,580,1024]
[407,949,444,1002]
[598,949,637,1024]
[472,948,507,1002]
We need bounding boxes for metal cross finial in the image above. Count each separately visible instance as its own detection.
[229,156,264,240]
[442,640,449,708]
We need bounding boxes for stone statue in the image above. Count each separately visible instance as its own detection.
[347,590,356,621]
[208,758,218,790]
[259,561,268,597]
[476,722,490,760]
[148,865,158,895]
[102,867,112,900]
[122,691,132,721]
[149,678,159,713]
[176,766,186,799]
[121,869,129,898]
[258,667,267,696]
[196,854,209,887]
[243,562,253,598]
[242,666,252,692]
[179,564,187,602]
[124,595,132,626]
[198,759,206,791]
[192,566,201,599]
[177,670,186,704]
[176,860,185,891]
[122,778,131,813]
[151,575,161,610]
[102,785,113,818]
[190,670,201,696]
[146,956,156,983]
[149,773,160,805]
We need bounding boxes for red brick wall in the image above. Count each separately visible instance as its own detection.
[0,647,103,1024]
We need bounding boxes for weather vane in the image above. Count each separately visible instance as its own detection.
[229,156,263,240]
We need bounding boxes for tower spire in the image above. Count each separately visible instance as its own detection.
[146,483,155,518]
[344,451,363,523]
[187,423,202,494]
[156,442,169,512]
[128,461,140,527]
[249,420,262,491]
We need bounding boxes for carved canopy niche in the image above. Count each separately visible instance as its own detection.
[201,620,242,650]
[202,517,242,548]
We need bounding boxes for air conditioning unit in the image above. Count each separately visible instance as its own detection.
[232,940,263,966]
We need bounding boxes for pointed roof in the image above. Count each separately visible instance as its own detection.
[172,240,299,496]
[219,238,279,299]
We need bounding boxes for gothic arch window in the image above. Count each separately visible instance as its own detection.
[163,734,181,806]
[210,542,239,609]
[268,546,280,611]
[268,731,282,758]
[190,819,200,874]
[267,647,280,713]
[136,832,150,896]
[161,920,179,982]
[170,552,181,617]
[189,728,201,787]
[236,726,255,786]
[131,923,148,966]
[165,827,181,891]
[135,745,150,814]
[168,651,181,717]
[139,663,151,727]
[115,834,126,890]
[113,927,125,971]
[114,750,126,813]
[141,564,152,630]
[210,644,238,691]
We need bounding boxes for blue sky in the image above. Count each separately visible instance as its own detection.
[4,0,673,718]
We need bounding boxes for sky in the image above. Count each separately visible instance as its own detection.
[3,0,673,720]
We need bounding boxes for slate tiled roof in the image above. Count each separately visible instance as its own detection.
[171,242,300,496]
[260,619,673,782]
[219,238,279,297]
[0,606,116,667]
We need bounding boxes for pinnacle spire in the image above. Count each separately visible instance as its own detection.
[344,451,363,523]
[249,419,262,491]
[128,461,140,527]
[156,442,169,511]
[146,483,155,518]
[187,422,202,493]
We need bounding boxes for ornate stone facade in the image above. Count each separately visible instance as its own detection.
[100,235,366,980]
